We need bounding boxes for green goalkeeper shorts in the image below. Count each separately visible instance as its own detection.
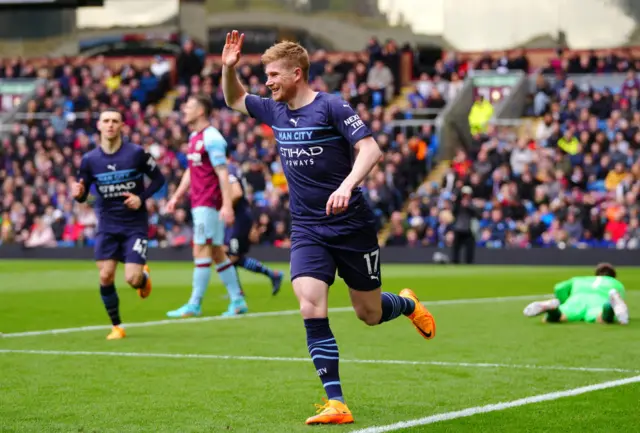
[559,295,605,323]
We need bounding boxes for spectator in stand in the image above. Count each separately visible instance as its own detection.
[367,60,394,106]
[469,95,494,134]
[176,39,204,87]
[451,186,480,264]
[391,49,640,251]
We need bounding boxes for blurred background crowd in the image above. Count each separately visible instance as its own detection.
[1,39,639,252]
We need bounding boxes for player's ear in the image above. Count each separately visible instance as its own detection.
[294,67,302,82]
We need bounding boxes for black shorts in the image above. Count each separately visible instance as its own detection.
[224,225,251,258]
[94,230,148,264]
[290,222,381,291]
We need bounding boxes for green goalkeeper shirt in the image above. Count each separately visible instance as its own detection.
[554,276,626,305]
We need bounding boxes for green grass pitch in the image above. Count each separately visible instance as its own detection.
[1,260,639,432]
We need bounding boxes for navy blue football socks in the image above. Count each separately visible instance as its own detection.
[305,318,344,403]
[237,256,276,278]
[100,284,121,326]
[379,292,415,324]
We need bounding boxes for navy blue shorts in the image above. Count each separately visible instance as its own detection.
[225,225,251,258]
[94,230,148,265]
[290,222,381,291]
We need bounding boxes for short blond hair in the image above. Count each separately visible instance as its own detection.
[261,40,310,81]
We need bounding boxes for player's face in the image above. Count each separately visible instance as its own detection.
[97,112,122,139]
[182,98,199,125]
[265,59,299,102]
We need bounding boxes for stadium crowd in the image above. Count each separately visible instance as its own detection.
[387,50,640,249]
[0,40,437,249]
[7,44,638,252]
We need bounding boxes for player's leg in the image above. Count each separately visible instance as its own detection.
[523,298,561,317]
[596,290,629,325]
[228,233,283,296]
[123,233,151,298]
[167,207,216,318]
[94,232,126,340]
[524,279,574,317]
[335,245,436,339]
[97,259,125,340]
[544,299,585,324]
[291,241,353,425]
[235,256,284,295]
[208,210,247,316]
[212,244,248,316]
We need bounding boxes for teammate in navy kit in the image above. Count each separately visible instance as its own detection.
[221,30,436,424]
[226,163,284,295]
[72,108,165,340]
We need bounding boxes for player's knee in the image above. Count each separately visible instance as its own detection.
[99,269,115,286]
[125,270,143,288]
[299,300,325,319]
[193,243,211,259]
[354,306,381,326]
[211,246,227,264]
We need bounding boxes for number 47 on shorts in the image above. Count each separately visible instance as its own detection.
[133,238,148,260]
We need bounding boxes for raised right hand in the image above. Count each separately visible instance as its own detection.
[71,179,85,199]
[221,30,245,68]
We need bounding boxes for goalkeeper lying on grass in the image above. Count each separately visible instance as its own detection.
[523,262,629,325]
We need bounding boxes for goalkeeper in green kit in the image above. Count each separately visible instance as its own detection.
[523,263,629,325]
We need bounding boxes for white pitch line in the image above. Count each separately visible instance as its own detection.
[0,294,545,339]
[0,349,637,375]
[350,374,640,433]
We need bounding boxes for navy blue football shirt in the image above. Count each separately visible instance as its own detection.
[245,92,372,224]
[77,141,165,232]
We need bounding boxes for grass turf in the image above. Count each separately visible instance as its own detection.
[1,260,639,432]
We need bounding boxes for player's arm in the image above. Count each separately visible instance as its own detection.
[222,66,276,124]
[73,156,93,203]
[171,168,191,203]
[139,152,166,201]
[342,136,382,191]
[326,99,381,214]
[332,99,381,190]
[221,31,275,124]
[222,65,249,115]
[215,165,233,208]
[204,128,235,224]
[221,31,249,115]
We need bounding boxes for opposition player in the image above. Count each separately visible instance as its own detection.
[72,108,165,340]
[226,163,284,295]
[165,94,248,318]
[523,262,629,325]
[221,30,436,425]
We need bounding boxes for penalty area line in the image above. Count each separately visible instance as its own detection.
[0,294,545,339]
[0,349,638,375]
[349,374,640,433]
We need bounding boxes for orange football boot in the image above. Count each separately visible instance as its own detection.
[106,326,126,340]
[137,265,152,299]
[305,399,354,425]
[399,288,436,340]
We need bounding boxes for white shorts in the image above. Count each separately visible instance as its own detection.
[191,206,225,246]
